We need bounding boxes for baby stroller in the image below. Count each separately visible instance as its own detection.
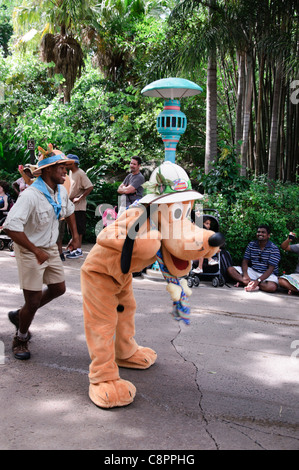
[187,209,226,288]
[0,214,14,252]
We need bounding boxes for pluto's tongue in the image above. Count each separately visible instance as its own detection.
[171,254,189,271]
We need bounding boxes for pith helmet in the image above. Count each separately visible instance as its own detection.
[139,161,203,204]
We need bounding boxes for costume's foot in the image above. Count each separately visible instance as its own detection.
[116,346,157,369]
[8,310,32,339]
[12,334,31,360]
[89,379,136,408]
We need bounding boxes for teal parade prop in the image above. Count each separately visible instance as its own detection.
[141,78,203,163]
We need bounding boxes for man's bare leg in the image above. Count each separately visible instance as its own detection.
[18,282,66,334]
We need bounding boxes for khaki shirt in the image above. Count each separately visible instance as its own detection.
[68,168,93,211]
[3,184,74,247]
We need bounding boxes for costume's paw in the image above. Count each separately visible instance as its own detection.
[166,283,182,301]
[89,379,136,408]
[116,346,157,369]
[180,278,192,297]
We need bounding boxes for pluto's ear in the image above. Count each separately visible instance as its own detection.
[121,204,157,274]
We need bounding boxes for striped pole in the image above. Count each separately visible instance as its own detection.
[156,100,187,163]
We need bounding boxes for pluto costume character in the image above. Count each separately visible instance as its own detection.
[81,162,224,408]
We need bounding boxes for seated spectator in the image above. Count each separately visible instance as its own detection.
[279,232,299,295]
[227,224,280,292]
[0,180,10,223]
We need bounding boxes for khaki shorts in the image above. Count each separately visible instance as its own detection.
[234,266,279,284]
[14,244,65,291]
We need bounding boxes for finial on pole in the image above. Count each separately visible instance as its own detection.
[141,78,203,162]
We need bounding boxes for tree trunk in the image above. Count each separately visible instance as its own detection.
[240,51,253,176]
[255,54,265,176]
[268,60,283,181]
[205,52,218,174]
[220,55,234,144]
[235,51,245,162]
[293,103,299,180]
[286,88,293,181]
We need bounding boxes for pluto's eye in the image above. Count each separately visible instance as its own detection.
[171,203,184,220]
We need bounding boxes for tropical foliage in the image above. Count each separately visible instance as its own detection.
[157,0,299,180]
[204,170,299,274]
[0,0,298,262]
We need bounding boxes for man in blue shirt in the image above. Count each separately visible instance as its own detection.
[227,225,280,292]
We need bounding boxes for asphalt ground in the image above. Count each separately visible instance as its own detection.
[0,244,299,451]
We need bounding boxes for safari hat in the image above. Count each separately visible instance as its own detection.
[139,161,203,204]
[33,144,75,176]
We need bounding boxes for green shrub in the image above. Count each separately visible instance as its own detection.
[205,178,299,275]
[193,144,299,275]
[196,144,250,205]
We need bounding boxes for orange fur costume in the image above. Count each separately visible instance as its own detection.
[81,162,224,408]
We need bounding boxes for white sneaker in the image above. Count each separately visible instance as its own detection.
[192,267,203,274]
[208,259,218,266]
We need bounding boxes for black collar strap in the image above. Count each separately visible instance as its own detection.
[121,204,158,274]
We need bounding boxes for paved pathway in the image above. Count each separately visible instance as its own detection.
[1,245,299,450]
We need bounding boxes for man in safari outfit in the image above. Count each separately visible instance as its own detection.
[4,145,79,360]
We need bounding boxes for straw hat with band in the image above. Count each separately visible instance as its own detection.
[33,144,75,176]
[31,145,75,219]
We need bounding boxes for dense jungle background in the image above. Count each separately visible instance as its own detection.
[0,0,298,273]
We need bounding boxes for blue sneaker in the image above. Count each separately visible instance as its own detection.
[66,249,83,259]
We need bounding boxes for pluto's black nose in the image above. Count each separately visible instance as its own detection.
[208,232,225,247]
